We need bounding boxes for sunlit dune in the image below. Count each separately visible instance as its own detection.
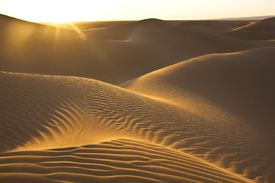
[233,17,275,32]
[0,138,252,183]
[0,14,275,183]
[0,71,262,183]
[121,47,275,132]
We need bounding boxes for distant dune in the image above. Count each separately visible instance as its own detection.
[216,15,274,21]
[0,15,275,183]
[234,17,275,32]
[179,20,236,30]
[1,15,275,84]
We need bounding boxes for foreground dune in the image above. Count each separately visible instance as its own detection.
[0,139,252,183]
[0,15,275,183]
[0,69,273,182]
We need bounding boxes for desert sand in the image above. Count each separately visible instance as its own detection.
[0,14,275,183]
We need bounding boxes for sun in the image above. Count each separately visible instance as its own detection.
[2,0,102,23]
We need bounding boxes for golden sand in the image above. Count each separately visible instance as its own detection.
[0,15,275,182]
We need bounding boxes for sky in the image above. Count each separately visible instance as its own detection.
[0,0,274,22]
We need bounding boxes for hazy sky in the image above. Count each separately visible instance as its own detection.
[0,0,274,22]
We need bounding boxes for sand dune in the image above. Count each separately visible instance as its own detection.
[211,17,275,41]
[0,15,275,183]
[1,15,275,84]
[220,30,275,41]
[234,17,275,32]
[0,69,273,182]
[121,47,275,182]
[217,15,274,21]
[0,138,252,183]
[178,20,236,30]
[121,47,275,134]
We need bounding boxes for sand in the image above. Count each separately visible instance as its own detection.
[0,14,275,183]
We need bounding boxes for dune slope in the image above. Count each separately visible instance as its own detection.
[0,71,267,182]
[122,47,275,182]
[121,47,275,131]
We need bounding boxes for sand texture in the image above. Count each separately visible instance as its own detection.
[0,15,275,183]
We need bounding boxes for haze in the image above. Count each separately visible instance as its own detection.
[0,0,274,22]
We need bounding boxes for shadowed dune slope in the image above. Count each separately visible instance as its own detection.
[178,20,237,30]
[1,16,275,84]
[220,30,275,41]
[0,71,273,182]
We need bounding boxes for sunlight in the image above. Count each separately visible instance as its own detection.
[1,0,275,22]
[4,0,101,23]
[69,23,87,41]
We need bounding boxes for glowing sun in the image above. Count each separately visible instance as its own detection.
[5,0,102,23]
